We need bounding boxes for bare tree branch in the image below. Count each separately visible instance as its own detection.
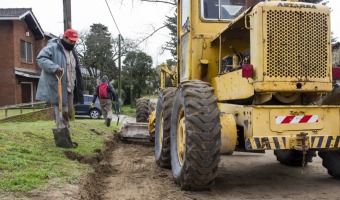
[120,0,177,57]
[140,0,176,5]
[135,24,167,46]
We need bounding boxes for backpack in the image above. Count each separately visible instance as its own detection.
[99,83,108,98]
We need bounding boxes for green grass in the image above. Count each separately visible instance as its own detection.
[0,119,119,193]
[0,109,43,119]
[120,105,136,118]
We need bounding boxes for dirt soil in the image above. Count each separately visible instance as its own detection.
[6,132,340,200]
[86,132,340,200]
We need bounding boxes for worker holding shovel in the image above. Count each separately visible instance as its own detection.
[36,29,84,148]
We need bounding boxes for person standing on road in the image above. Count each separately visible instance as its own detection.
[92,75,116,127]
[36,29,84,148]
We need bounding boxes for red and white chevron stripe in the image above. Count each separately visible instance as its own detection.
[275,115,318,124]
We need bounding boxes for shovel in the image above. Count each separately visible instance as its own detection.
[115,102,120,126]
[113,101,120,126]
[116,113,120,126]
[56,69,64,123]
[52,69,75,148]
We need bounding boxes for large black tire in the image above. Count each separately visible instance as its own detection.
[318,151,340,179]
[136,98,149,122]
[170,80,221,190]
[155,87,176,168]
[274,150,315,166]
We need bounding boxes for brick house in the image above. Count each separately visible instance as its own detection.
[0,8,56,107]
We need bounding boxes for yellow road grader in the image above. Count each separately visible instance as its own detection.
[120,0,340,190]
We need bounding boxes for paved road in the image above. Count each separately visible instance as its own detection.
[76,114,135,124]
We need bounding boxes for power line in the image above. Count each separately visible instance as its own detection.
[104,0,123,113]
[104,0,121,35]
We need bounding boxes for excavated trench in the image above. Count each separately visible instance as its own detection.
[64,132,119,200]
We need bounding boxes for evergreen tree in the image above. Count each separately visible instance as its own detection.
[81,23,116,81]
[122,51,155,101]
[163,14,177,59]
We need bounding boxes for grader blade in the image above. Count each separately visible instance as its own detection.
[119,122,151,143]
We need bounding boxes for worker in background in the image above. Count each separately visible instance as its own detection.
[92,75,116,127]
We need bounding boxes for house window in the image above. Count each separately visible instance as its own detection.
[20,40,33,63]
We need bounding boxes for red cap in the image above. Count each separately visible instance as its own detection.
[64,29,78,42]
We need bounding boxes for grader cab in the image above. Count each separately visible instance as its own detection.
[121,0,340,190]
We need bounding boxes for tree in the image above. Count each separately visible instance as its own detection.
[332,33,338,44]
[139,0,176,5]
[77,23,139,94]
[122,0,176,60]
[122,51,155,102]
[80,23,116,81]
[76,30,96,94]
[163,14,177,59]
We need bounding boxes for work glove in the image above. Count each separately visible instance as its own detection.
[91,102,95,108]
[55,67,63,74]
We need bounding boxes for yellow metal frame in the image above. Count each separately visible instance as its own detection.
[208,1,332,101]
[220,113,237,154]
[176,0,337,152]
[148,110,156,138]
[211,70,254,101]
[218,103,340,150]
[177,0,232,83]
[160,64,177,89]
[245,135,340,150]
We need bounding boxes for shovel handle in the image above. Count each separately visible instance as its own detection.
[55,69,64,112]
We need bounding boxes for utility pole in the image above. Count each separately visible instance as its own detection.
[118,34,122,113]
[63,0,75,120]
[63,0,72,31]
[130,64,133,108]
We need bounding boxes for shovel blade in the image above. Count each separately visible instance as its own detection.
[52,127,74,148]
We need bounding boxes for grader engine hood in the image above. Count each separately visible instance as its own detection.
[211,1,333,99]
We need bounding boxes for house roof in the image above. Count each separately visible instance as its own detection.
[0,8,44,40]
[15,67,41,79]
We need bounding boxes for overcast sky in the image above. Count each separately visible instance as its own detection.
[1,0,339,66]
[0,0,176,66]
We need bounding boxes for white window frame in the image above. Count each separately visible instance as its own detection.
[200,0,246,21]
[20,40,33,63]
[21,82,34,104]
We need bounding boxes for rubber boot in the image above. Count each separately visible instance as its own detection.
[65,130,78,148]
[106,118,111,127]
